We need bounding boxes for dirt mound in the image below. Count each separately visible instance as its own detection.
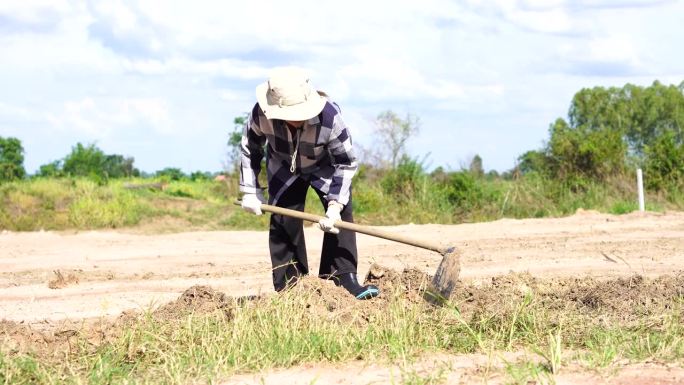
[0,318,117,359]
[455,272,684,324]
[0,320,43,352]
[557,274,684,317]
[365,263,432,302]
[288,276,357,311]
[259,269,434,325]
[152,285,236,321]
[272,276,383,325]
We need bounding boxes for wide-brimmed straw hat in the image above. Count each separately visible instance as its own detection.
[256,67,326,121]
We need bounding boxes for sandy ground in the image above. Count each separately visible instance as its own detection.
[2,209,684,383]
[222,354,684,385]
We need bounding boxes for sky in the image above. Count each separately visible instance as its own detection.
[1,0,683,174]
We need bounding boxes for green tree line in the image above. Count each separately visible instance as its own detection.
[519,80,684,190]
[0,141,218,183]
[2,80,683,194]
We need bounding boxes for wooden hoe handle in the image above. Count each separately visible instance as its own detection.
[234,201,448,255]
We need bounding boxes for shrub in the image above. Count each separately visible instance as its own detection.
[0,137,26,182]
[643,130,684,190]
[380,156,426,199]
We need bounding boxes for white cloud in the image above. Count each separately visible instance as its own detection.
[1,0,682,173]
[120,57,269,79]
[508,7,573,33]
[0,0,71,23]
[0,102,32,120]
[46,97,173,137]
[218,89,244,103]
[91,1,138,32]
[587,36,639,63]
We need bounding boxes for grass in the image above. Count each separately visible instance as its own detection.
[0,177,267,232]
[2,280,684,384]
[2,170,683,232]
[504,359,552,385]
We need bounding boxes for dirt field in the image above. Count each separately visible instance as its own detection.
[2,209,684,384]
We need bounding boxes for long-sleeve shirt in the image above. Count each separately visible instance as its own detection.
[239,100,358,206]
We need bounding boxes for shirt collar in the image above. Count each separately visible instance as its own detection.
[307,114,320,126]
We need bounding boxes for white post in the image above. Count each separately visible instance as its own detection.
[637,168,645,212]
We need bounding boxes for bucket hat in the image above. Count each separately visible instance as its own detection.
[256,67,326,121]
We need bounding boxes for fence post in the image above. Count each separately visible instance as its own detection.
[637,168,645,212]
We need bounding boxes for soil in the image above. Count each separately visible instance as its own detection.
[152,284,236,321]
[2,209,684,383]
[453,271,684,323]
[47,269,80,289]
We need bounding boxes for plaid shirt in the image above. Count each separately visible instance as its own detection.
[239,100,358,206]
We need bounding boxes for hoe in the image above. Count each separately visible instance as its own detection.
[235,201,461,299]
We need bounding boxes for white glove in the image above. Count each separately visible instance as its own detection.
[318,201,343,234]
[241,192,265,215]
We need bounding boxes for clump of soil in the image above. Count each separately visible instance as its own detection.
[48,270,80,289]
[288,276,357,310]
[0,318,117,359]
[152,285,236,321]
[365,263,432,302]
[554,274,684,319]
[0,320,44,352]
[266,269,434,325]
[454,271,684,325]
[273,276,377,325]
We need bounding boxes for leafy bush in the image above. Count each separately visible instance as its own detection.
[0,137,26,182]
[37,160,64,177]
[443,171,480,206]
[643,130,684,190]
[380,156,426,200]
[156,167,186,181]
[62,143,107,178]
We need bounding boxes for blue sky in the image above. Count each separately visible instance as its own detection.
[1,0,683,174]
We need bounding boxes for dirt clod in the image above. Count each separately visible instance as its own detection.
[48,270,79,289]
[454,271,684,325]
[365,263,431,302]
[152,285,235,321]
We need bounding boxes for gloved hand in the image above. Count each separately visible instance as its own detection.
[318,201,343,234]
[241,192,265,215]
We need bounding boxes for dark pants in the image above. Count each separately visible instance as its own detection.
[268,177,358,291]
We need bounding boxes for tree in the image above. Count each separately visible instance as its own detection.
[190,171,211,181]
[227,113,248,172]
[38,160,64,177]
[103,154,139,178]
[468,154,484,177]
[546,117,627,180]
[643,130,684,189]
[519,81,684,187]
[155,167,186,181]
[623,81,684,155]
[567,82,684,159]
[62,143,106,177]
[60,142,138,179]
[0,136,26,182]
[374,110,420,169]
[517,150,550,175]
